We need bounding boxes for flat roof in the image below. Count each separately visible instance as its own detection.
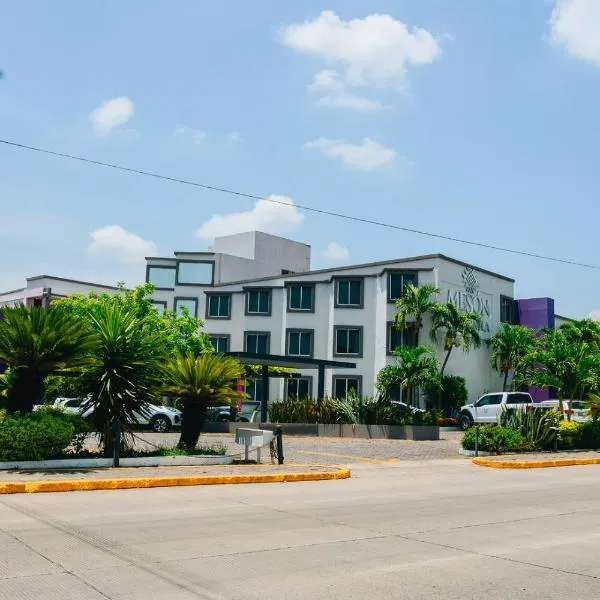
[26,275,127,291]
[225,352,356,370]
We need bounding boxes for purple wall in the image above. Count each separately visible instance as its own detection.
[515,297,555,402]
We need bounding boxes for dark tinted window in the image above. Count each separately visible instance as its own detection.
[208,295,230,318]
[336,279,362,306]
[388,272,418,301]
[247,290,270,314]
[288,285,314,311]
[507,393,531,404]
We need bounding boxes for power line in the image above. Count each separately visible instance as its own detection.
[1,137,599,272]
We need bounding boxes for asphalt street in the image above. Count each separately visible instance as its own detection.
[1,459,600,599]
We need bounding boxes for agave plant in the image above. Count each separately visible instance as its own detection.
[499,406,560,450]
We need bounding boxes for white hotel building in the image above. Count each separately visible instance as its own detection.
[146,231,517,405]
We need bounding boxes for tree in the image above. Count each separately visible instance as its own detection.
[164,352,246,451]
[430,302,483,377]
[560,319,600,348]
[0,305,96,414]
[376,345,439,407]
[521,329,600,420]
[55,283,212,358]
[393,283,440,333]
[488,324,536,391]
[82,304,166,455]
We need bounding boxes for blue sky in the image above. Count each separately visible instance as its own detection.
[1,0,600,318]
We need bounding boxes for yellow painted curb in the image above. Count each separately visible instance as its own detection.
[0,467,351,494]
[473,457,600,469]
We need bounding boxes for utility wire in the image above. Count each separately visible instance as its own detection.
[1,137,598,271]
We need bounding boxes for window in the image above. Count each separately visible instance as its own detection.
[501,295,516,324]
[209,335,230,353]
[287,329,313,357]
[387,322,418,354]
[246,289,271,315]
[286,377,312,399]
[245,378,264,403]
[475,394,503,407]
[335,278,363,308]
[334,326,363,356]
[244,332,270,354]
[206,294,231,319]
[387,272,418,301]
[507,393,531,405]
[174,297,198,317]
[287,284,314,311]
[147,266,175,289]
[150,301,167,315]
[176,261,214,285]
[333,376,362,399]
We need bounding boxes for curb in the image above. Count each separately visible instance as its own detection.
[472,457,600,469]
[0,467,351,494]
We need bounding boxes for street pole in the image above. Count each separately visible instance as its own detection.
[474,404,479,457]
[113,420,122,468]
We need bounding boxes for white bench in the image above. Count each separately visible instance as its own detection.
[235,428,274,463]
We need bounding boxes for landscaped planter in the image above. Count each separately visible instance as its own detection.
[0,454,233,471]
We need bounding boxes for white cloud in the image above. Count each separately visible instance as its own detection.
[280,11,441,90]
[196,195,304,242]
[589,310,600,321]
[88,225,157,264]
[316,94,385,111]
[323,242,350,263]
[308,69,344,91]
[89,97,135,135]
[174,126,206,143]
[549,0,600,65]
[304,137,397,171]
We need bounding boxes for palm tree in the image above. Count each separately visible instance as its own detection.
[522,329,600,420]
[430,302,483,377]
[83,304,166,455]
[393,283,440,333]
[488,324,536,391]
[0,305,96,414]
[164,352,246,451]
[560,319,600,348]
[376,345,439,406]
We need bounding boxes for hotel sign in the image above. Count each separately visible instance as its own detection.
[446,267,491,334]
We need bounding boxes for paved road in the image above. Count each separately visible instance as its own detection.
[2,459,600,599]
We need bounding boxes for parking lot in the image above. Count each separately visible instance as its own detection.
[132,430,464,464]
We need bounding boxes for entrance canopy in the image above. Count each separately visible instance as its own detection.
[225,352,356,421]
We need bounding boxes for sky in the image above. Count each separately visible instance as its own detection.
[1,0,600,318]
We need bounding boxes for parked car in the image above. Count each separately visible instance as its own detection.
[206,405,235,422]
[236,401,261,422]
[391,401,425,415]
[458,392,533,430]
[51,397,182,433]
[539,399,589,423]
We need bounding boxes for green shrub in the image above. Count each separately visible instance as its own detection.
[557,420,581,450]
[0,411,76,461]
[424,375,468,414]
[580,421,600,449]
[499,407,560,450]
[461,425,531,454]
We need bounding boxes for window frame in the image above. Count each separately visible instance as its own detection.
[286,328,314,358]
[333,325,364,358]
[150,300,167,315]
[500,295,516,325]
[175,260,215,286]
[285,376,313,399]
[205,293,232,320]
[332,375,363,399]
[334,277,364,309]
[386,270,419,303]
[245,288,272,316]
[174,296,198,318]
[146,265,176,290]
[386,322,419,355]
[244,331,271,354]
[208,334,230,353]
[286,283,315,313]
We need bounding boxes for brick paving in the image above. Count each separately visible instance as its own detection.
[131,430,464,464]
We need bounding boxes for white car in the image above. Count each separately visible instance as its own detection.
[539,399,589,423]
[52,397,182,433]
[391,401,425,415]
[459,392,534,430]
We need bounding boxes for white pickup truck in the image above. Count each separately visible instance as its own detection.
[459,392,534,430]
